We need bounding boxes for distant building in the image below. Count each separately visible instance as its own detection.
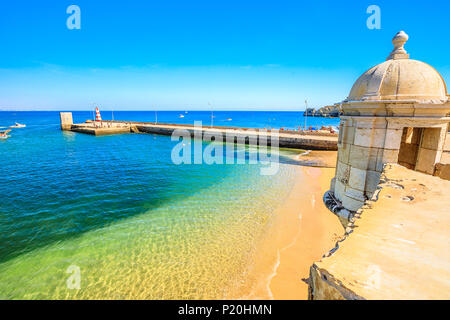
[327,31,450,215]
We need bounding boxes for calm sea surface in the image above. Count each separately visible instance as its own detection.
[0,111,338,299]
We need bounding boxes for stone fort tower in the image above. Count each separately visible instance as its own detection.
[328,31,450,215]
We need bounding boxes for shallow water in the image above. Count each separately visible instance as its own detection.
[0,111,337,299]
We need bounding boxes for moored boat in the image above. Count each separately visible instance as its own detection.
[0,129,11,139]
[10,122,26,128]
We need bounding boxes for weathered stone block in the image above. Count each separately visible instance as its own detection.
[354,128,386,148]
[336,161,350,185]
[342,118,354,127]
[343,126,355,145]
[416,148,442,174]
[381,148,400,163]
[390,106,415,117]
[365,170,382,194]
[434,163,450,181]
[421,127,446,150]
[349,145,379,171]
[384,129,403,150]
[441,151,450,164]
[338,143,351,164]
[444,134,450,152]
[344,186,365,202]
[376,149,400,172]
[334,179,346,201]
[348,167,367,191]
[342,193,365,212]
[354,117,388,129]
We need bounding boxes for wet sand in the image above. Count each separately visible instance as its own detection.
[294,150,337,168]
[240,164,344,300]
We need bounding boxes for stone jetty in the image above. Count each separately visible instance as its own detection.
[60,116,338,151]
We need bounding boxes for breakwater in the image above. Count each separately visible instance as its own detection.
[61,113,338,151]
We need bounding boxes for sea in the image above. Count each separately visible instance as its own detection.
[0,111,339,299]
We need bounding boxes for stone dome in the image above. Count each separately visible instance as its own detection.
[347,31,448,103]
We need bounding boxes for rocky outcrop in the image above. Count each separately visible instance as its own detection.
[305,105,342,118]
[315,105,342,117]
[305,108,316,116]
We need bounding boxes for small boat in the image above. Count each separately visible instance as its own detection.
[0,129,11,140]
[179,114,185,118]
[10,122,26,128]
[226,118,232,121]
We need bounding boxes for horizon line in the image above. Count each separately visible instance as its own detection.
[0,108,320,112]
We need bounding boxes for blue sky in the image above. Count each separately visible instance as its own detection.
[0,0,448,110]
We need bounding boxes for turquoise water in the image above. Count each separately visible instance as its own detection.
[0,111,338,299]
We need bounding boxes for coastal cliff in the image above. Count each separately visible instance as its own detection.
[305,105,342,118]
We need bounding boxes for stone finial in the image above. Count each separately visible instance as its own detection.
[387,31,410,60]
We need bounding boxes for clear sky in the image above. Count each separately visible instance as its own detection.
[0,0,448,110]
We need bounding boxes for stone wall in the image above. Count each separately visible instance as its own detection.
[441,132,450,163]
[434,163,450,180]
[311,164,450,299]
[415,127,447,174]
[332,117,399,211]
[331,116,450,213]
[137,125,338,150]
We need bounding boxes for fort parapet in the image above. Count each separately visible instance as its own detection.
[311,31,450,300]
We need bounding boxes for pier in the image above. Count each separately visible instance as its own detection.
[60,113,338,150]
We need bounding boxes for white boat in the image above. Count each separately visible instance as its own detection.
[10,122,26,128]
[179,114,185,118]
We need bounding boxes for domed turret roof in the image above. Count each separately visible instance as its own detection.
[346,31,448,103]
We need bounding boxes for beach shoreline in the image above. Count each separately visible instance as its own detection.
[238,162,344,300]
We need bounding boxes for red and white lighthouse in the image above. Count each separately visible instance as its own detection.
[95,106,102,121]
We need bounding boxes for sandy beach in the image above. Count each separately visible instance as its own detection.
[239,159,344,300]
